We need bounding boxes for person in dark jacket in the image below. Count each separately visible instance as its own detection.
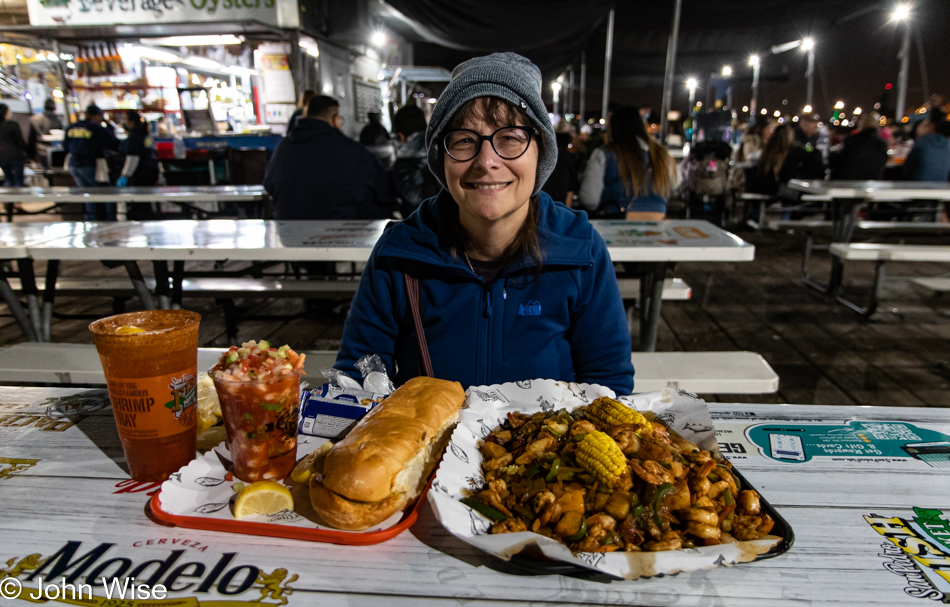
[64,104,120,220]
[264,95,393,220]
[335,52,634,394]
[116,110,159,188]
[748,123,825,196]
[391,104,438,217]
[903,116,950,182]
[541,120,579,206]
[830,112,888,180]
[0,103,28,186]
[359,112,395,170]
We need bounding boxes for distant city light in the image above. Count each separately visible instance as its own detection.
[834,101,845,109]
[760,108,767,115]
[782,99,788,105]
[803,104,813,113]
[853,107,863,115]
[66,62,75,69]
[885,83,893,90]
[773,110,781,117]
[742,106,749,112]
[891,4,911,21]
[841,119,850,126]
[793,116,800,122]
[599,118,606,124]
[721,65,732,77]
[801,37,815,51]
[901,116,909,123]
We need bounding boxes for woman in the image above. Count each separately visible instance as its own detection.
[0,104,28,187]
[730,115,775,192]
[335,52,634,394]
[115,110,159,188]
[747,123,826,196]
[578,106,678,221]
[286,89,316,135]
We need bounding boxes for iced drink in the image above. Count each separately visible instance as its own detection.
[210,341,305,482]
[89,310,201,482]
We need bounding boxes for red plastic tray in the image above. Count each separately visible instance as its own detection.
[149,485,427,546]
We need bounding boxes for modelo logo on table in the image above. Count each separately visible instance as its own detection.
[865,507,950,601]
[0,541,298,604]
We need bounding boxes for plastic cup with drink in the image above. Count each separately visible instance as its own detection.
[89,309,201,482]
[210,341,305,482]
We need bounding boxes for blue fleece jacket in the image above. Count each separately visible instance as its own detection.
[335,190,635,394]
[903,133,950,182]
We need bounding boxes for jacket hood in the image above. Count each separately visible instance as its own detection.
[377,190,594,273]
[289,118,337,144]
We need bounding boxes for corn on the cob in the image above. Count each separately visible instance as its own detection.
[576,431,628,488]
[586,397,650,432]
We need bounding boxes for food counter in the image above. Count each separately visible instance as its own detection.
[2,385,949,606]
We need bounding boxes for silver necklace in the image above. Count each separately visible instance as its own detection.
[463,251,475,273]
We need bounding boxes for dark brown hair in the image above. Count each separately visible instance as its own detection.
[447,97,543,269]
[605,105,675,199]
[757,123,794,180]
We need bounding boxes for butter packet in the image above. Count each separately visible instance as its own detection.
[298,383,385,439]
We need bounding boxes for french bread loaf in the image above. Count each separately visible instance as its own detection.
[310,376,465,530]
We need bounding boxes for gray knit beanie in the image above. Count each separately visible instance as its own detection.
[426,52,557,196]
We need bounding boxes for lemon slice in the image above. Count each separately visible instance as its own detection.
[290,441,333,484]
[116,326,145,334]
[233,480,293,519]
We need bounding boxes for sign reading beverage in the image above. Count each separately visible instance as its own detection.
[27,0,299,28]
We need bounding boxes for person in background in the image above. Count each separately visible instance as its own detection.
[747,123,825,196]
[286,89,315,135]
[390,104,438,217]
[28,98,63,164]
[0,103,29,187]
[541,118,579,206]
[64,104,120,220]
[795,113,821,149]
[116,110,159,188]
[360,112,396,171]
[829,112,888,180]
[578,105,678,220]
[902,116,950,182]
[335,52,634,393]
[730,115,775,193]
[264,95,394,220]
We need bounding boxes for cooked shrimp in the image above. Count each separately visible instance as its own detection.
[636,438,673,463]
[737,489,761,515]
[685,522,720,541]
[630,459,674,485]
[491,518,528,534]
[569,420,597,436]
[514,435,556,465]
[483,453,513,471]
[732,514,775,541]
[681,508,719,526]
[586,513,617,532]
[645,532,683,552]
[691,496,717,510]
[706,480,731,499]
[607,424,642,455]
[667,460,688,479]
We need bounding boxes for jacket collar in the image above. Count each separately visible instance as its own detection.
[377,189,594,273]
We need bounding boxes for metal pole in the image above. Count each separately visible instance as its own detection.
[805,48,815,108]
[914,27,930,107]
[601,8,615,122]
[750,62,760,124]
[50,40,73,122]
[658,0,683,143]
[896,22,911,121]
[568,66,575,116]
[580,50,587,121]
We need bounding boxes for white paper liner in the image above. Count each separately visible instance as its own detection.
[427,379,782,580]
[158,437,405,532]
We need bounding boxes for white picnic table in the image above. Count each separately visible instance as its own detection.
[1,386,948,606]
[3,219,753,351]
[0,185,267,221]
[785,180,950,293]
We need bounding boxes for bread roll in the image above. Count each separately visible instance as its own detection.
[310,376,465,530]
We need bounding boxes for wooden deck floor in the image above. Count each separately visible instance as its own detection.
[1,221,948,407]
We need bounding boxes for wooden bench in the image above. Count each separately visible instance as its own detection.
[0,343,779,395]
[830,243,950,316]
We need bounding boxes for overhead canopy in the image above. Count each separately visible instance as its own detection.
[0,20,288,46]
[382,0,945,115]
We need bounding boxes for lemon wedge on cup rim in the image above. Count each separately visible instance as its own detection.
[234,480,294,519]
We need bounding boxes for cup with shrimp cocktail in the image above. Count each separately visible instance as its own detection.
[210,341,306,482]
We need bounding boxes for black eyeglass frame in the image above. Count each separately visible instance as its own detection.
[441,125,537,161]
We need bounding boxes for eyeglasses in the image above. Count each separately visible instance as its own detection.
[442,126,536,162]
[336,114,346,126]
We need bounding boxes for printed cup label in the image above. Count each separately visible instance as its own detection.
[107,368,197,439]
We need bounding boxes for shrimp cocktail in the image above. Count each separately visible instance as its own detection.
[211,341,306,482]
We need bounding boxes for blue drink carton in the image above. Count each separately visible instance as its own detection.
[298,383,385,439]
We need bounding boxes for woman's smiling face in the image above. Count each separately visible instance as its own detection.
[443,97,538,227]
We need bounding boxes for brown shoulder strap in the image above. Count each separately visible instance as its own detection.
[403,271,434,377]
